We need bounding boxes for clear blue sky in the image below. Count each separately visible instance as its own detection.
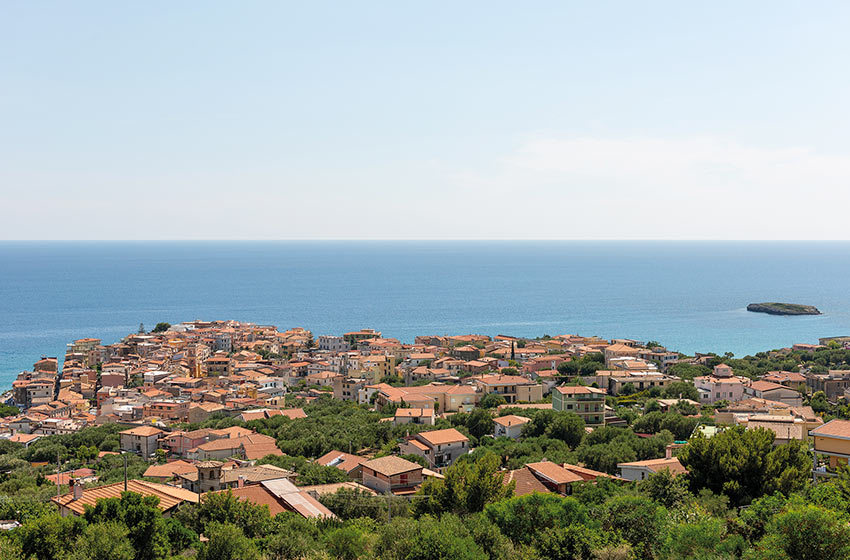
[2,1,850,239]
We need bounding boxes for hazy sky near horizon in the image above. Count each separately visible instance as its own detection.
[3,2,850,240]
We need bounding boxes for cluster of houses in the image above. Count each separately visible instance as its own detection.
[6,322,850,518]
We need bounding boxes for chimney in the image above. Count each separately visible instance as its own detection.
[72,479,84,500]
[237,475,245,488]
[665,445,673,460]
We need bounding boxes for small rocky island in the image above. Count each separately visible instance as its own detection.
[747,302,822,316]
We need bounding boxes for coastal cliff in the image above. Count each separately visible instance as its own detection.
[746,302,821,316]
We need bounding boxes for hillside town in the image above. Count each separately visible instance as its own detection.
[3,320,850,558]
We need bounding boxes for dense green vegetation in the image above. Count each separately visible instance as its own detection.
[0,396,841,559]
[2,444,844,559]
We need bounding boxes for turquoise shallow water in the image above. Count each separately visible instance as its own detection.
[1,241,849,390]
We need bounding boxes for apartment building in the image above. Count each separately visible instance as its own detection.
[552,385,606,425]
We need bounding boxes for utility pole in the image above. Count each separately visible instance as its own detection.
[56,449,61,499]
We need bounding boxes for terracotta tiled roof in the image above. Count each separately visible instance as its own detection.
[811,419,850,438]
[395,408,435,418]
[119,426,164,437]
[556,386,606,395]
[52,480,199,515]
[503,467,550,496]
[749,380,788,392]
[493,415,531,427]
[618,457,687,475]
[561,463,623,481]
[45,468,96,485]
[143,460,197,479]
[415,428,468,446]
[362,456,422,477]
[316,450,366,473]
[526,461,584,484]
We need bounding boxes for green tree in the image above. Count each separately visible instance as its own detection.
[678,426,809,506]
[480,393,508,409]
[375,515,488,560]
[262,513,319,560]
[17,513,86,560]
[485,493,588,545]
[66,522,134,560]
[320,488,405,521]
[576,440,636,474]
[0,403,22,417]
[75,445,98,463]
[198,522,260,560]
[534,524,610,560]
[151,322,171,333]
[745,505,850,560]
[324,524,372,560]
[177,490,272,539]
[0,540,24,560]
[466,408,496,439]
[415,452,514,516]
[762,440,811,496]
[83,492,170,560]
[662,517,742,560]
[661,381,700,401]
[164,517,198,555]
[544,413,585,448]
[639,468,690,509]
[558,361,579,376]
[600,495,666,559]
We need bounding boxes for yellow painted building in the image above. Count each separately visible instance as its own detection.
[811,419,850,469]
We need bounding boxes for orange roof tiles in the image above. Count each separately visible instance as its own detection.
[416,428,469,446]
[526,461,584,485]
[493,415,531,427]
[811,419,850,439]
[556,385,606,395]
[119,426,164,437]
[362,456,423,477]
[52,480,199,515]
[619,457,687,475]
[503,467,550,496]
[316,450,366,473]
[143,460,197,479]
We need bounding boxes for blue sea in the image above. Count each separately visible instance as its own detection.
[2,241,849,391]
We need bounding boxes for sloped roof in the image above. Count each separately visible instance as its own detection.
[143,460,197,479]
[52,480,199,515]
[316,450,366,473]
[415,428,469,446]
[618,457,687,475]
[261,478,336,518]
[119,426,164,437]
[749,380,788,392]
[811,419,850,439]
[361,456,423,477]
[503,467,550,496]
[493,415,531,427]
[556,385,606,395]
[526,461,584,485]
